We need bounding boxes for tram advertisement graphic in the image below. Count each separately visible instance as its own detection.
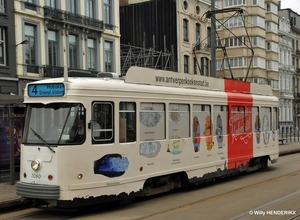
[225,80,253,169]
[94,154,129,177]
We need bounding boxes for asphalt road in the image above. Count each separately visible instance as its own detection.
[2,153,300,220]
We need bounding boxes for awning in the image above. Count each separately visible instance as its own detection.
[0,94,24,105]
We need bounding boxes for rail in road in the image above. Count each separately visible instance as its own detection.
[1,154,300,220]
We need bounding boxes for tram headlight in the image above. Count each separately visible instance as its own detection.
[31,160,40,171]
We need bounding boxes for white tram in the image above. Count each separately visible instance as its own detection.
[16,67,279,208]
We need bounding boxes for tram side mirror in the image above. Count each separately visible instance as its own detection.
[88,121,92,129]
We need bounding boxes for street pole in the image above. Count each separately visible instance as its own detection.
[9,105,15,185]
[210,0,216,77]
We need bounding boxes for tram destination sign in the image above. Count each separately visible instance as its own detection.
[28,83,65,97]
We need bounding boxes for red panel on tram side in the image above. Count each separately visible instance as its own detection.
[225,80,253,169]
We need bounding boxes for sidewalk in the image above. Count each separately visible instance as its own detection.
[0,142,300,209]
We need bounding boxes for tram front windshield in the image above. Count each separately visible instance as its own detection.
[23,103,85,146]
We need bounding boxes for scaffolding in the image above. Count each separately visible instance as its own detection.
[120,44,174,76]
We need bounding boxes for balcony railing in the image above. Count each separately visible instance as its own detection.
[296,49,300,56]
[104,23,114,30]
[296,68,300,74]
[294,92,300,99]
[44,7,64,20]
[84,16,104,29]
[25,2,37,11]
[65,11,82,23]
[194,43,210,52]
[43,6,104,30]
[27,65,39,74]
[44,66,64,77]
[44,66,98,78]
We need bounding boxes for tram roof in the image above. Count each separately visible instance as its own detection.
[125,67,274,96]
[25,67,274,97]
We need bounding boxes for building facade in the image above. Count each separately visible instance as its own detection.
[15,0,121,95]
[0,0,121,182]
[279,8,300,132]
[119,0,214,76]
[277,14,294,136]
[0,1,18,94]
[215,0,279,98]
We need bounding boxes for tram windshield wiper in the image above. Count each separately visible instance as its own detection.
[29,127,56,153]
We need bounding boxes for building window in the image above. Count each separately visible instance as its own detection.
[183,19,189,42]
[194,57,198,74]
[196,5,200,14]
[266,41,278,52]
[266,2,278,14]
[268,80,279,90]
[87,38,96,70]
[0,0,5,12]
[69,35,78,69]
[252,16,265,29]
[225,36,245,47]
[25,0,37,11]
[48,30,58,66]
[67,0,77,13]
[224,0,245,7]
[86,0,95,18]
[266,22,278,33]
[252,36,265,48]
[25,24,37,66]
[104,0,113,30]
[267,61,278,71]
[216,60,223,70]
[252,0,264,8]
[201,57,209,76]
[45,0,56,8]
[104,40,113,72]
[207,27,211,47]
[253,78,267,85]
[0,28,6,66]
[224,16,244,28]
[183,1,188,10]
[225,57,247,68]
[184,55,189,73]
[253,57,266,68]
[195,23,200,50]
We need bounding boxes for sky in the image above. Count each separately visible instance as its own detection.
[280,0,300,14]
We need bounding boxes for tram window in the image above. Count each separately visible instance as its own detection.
[213,105,227,138]
[272,107,278,131]
[253,106,260,134]
[261,107,271,144]
[24,103,86,145]
[92,102,114,144]
[230,106,245,134]
[119,102,136,143]
[140,103,165,141]
[245,106,252,132]
[193,104,211,137]
[169,104,189,138]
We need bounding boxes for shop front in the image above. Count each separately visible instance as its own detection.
[0,94,25,184]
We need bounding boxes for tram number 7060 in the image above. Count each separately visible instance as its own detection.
[31,174,41,179]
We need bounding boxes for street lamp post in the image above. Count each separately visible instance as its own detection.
[9,39,29,185]
[16,39,29,47]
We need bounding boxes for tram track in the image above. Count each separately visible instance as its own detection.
[136,169,300,220]
[3,154,300,220]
